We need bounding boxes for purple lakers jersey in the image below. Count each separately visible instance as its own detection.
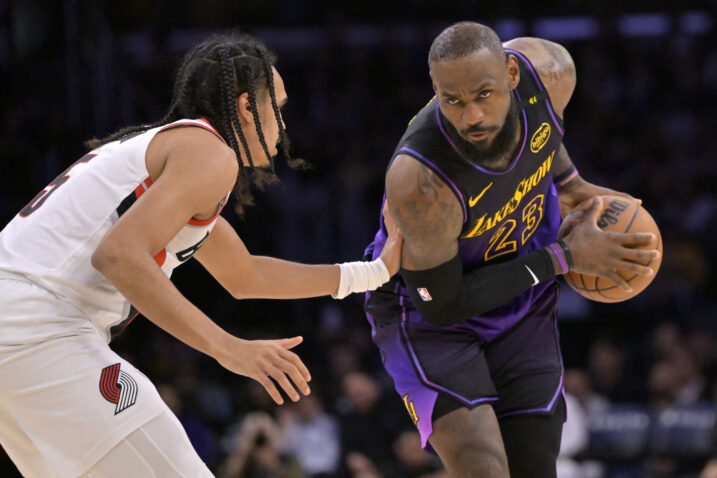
[365,50,564,342]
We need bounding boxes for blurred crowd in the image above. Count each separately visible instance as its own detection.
[1,2,716,477]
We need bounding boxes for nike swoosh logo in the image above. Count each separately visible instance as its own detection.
[525,265,539,286]
[468,182,493,208]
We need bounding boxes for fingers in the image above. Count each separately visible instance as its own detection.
[615,260,654,277]
[276,336,303,349]
[257,357,310,404]
[584,196,604,222]
[280,348,312,384]
[268,366,301,402]
[618,246,660,264]
[258,340,312,404]
[607,232,657,248]
[272,354,311,397]
[257,376,284,405]
[603,269,632,292]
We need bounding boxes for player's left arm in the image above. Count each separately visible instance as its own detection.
[505,37,638,217]
[194,213,402,300]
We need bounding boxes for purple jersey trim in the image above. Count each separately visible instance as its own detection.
[434,105,529,176]
[545,99,565,136]
[400,309,499,406]
[398,147,468,224]
[548,243,569,274]
[497,372,563,419]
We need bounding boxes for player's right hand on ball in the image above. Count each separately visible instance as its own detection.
[216,335,311,404]
[561,196,660,291]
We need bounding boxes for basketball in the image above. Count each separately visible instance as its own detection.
[563,195,662,303]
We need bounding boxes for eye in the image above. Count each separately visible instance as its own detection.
[479,90,492,98]
[446,97,460,106]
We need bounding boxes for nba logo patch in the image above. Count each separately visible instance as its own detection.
[417,288,432,302]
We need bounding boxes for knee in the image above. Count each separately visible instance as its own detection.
[443,439,510,478]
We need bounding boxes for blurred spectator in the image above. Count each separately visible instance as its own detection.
[647,360,681,412]
[345,451,382,478]
[383,430,447,478]
[278,393,341,477]
[587,340,645,403]
[219,412,303,478]
[564,368,610,416]
[337,371,409,473]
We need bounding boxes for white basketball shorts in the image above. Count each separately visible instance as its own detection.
[0,274,210,477]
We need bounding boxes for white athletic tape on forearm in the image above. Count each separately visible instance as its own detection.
[332,259,390,299]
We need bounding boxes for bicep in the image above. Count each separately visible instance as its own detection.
[386,154,462,270]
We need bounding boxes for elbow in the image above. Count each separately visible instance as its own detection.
[91,246,113,275]
[91,240,125,278]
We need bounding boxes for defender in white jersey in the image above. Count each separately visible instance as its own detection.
[0,33,401,477]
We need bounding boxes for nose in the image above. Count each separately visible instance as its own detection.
[463,101,485,126]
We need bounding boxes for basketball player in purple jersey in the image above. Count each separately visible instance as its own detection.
[364,22,660,477]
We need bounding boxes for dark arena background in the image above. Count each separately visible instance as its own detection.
[1,1,716,477]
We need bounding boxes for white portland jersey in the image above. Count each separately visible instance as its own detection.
[0,118,230,342]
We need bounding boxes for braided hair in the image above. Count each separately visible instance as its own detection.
[86,32,297,216]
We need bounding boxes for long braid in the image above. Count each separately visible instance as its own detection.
[217,48,247,171]
[85,31,289,216]
[245,65,274,170]
[259,50,290,163]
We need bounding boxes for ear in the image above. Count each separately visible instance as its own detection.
[235,92,253,125]
[429,69,438,95]
[506,54,520,89]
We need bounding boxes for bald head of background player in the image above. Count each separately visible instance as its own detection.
[377,22,660,478]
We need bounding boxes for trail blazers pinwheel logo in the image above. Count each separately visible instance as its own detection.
[99,363,138,415]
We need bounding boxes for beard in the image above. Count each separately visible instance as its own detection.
[454,94,521,166]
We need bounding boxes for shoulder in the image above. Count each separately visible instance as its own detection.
[503,37,576,116]
[149,124,238,195]
[386,154,463,244]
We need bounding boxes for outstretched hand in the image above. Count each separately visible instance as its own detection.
[215,335,311,405]
[560,197,659,291]
[379,201,404,276]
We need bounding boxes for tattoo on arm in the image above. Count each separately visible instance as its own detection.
[536,40,576,89]
[388,161,462,269]
[416,163,444,200]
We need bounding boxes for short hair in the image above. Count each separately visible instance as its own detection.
[428,22,505,64]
